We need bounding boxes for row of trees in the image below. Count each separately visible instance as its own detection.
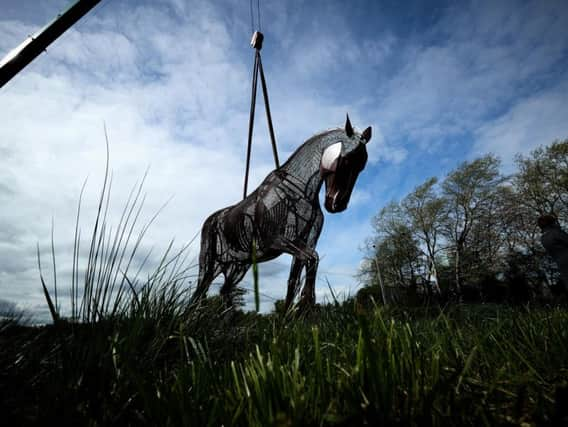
[359,139,568,305]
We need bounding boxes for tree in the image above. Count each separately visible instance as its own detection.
[441,155,506,296]
[364,202,424,303]
[401,177,446,295]
[497,185,549,287]
[514,139,568,290]
[360,139,568,305]
[514,139,568,220]
[372,225,423,303]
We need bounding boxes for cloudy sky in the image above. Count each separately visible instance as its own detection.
[1,0,567,321]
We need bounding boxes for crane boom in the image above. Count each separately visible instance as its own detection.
[0,0,101,89]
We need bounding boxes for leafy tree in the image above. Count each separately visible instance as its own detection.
[496,185,553,290]
[513,139,568,289]
[360,140,568,305]
[440,155,506,296]
[514,139,568,219]
[401,177,446,295]
[372,225,422,303]
[365,202,424,303]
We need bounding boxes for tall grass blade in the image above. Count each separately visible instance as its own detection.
[37,243,59,323]
[50,218,58,314]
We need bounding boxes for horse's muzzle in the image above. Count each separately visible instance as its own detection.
[325,192,348,213]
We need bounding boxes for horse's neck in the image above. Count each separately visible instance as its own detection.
[280,135,328,201]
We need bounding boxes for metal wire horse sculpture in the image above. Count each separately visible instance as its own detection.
[193,115,372,309]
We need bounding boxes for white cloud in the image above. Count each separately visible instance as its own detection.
[1,0,567,320]
[474,79,568,169]
[0,0,379,319]
[0,1,256,319]
[373,0,568,159]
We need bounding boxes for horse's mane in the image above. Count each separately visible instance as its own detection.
[280,128,341,170]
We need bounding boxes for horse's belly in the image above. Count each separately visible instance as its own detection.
[256,249,283,263]
[218,207,254,255]
[257,202,315,250]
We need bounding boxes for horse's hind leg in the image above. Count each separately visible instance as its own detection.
[191,216,222,303]
[192,263,221,303]
[220,264,249,306]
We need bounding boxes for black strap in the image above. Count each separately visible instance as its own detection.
[258,54,280,169]
[243,32,280,200]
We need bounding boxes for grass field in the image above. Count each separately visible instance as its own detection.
[2,298,568,426]
[2,174,567,426]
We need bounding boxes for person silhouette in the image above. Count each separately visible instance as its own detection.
[538,215,568,293]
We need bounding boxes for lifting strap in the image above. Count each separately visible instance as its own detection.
[243,31,280,200]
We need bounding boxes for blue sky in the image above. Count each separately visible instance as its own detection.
[1,0,567,320]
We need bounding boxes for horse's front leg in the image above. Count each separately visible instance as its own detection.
[298,213,323,308]
[285,257,304,310]
[268,237,317,309]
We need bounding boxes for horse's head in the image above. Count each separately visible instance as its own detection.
[320,115,371,213]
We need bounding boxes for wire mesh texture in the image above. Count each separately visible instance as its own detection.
[192,116,372,310]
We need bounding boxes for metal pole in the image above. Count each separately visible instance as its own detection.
[0,0,101,89]
[372,245,387,306]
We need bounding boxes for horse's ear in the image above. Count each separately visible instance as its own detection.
[361,126,372,144]
[345,114,354,138]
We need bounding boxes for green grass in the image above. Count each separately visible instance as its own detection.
[2,302,568,426]
[3,151,567,425]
